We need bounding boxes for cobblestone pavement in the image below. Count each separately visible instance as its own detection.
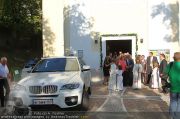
[89,70,169,112]
[123,86,169,111]
[88,70,171,118]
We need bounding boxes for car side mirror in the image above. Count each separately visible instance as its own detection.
[82,65,91,72]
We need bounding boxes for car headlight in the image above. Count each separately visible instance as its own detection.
[60,83,80,90]
[13,84,26,91]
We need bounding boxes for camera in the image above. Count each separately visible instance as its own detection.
[161,78,171,93]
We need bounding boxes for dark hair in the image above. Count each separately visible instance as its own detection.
[149,52,153,55]
[118,65,122,70]
[141,55,145,57]
[160,53,166,58]
[174,52,180,61]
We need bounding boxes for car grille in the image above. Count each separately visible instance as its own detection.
[29,85,58,94]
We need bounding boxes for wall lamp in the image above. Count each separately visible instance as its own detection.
[140,38,143,43]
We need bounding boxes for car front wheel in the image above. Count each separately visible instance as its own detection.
[77,88,89,111]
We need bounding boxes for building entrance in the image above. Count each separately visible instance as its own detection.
[106,40,132,56]
[101,36,136,63]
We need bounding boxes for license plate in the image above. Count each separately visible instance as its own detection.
[33,99,53,105]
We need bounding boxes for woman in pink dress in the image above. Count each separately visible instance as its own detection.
[118,55,127,72]
[117,54,127,86]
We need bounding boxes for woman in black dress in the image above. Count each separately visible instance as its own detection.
[103,54,112,85]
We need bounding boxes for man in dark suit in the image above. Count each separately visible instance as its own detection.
[146,52,158,84]
[125,54,134,86]
[159,53,167,93]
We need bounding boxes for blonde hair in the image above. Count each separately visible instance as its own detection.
[153,62,159,68]
[119,54,125,60]
[135,55,141,64]
[136,59,141,64]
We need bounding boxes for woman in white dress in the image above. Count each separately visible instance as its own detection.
[108,59,117,91]
[116,65,123,91]
[132,58,143,89]
[151,62,161,89]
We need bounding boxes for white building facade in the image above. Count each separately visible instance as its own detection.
[43,0,179,69]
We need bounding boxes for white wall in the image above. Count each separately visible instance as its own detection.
[63,0,179,68]
[88,0,149,56]
[64,0,149,68]
[43,0,64,57]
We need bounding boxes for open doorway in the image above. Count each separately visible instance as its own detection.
[101,36,136,63]
[106,40,132,55]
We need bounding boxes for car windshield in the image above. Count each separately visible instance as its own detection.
[32,58,79,72]
[24,58,39,68]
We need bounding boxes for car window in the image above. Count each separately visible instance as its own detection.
[32,58,79,72]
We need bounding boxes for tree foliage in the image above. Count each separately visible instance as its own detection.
[0,0,42,47]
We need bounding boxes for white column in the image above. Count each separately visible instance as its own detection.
[42,0,64,57]
[179,0,180,46]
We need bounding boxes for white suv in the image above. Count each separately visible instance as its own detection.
[9,56,91,113]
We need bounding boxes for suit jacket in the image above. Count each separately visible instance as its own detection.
[159,59,167,74]
[146,56,158,74]
[126,59,134,72]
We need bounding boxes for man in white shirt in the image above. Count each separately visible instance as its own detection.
[0,57,10,107]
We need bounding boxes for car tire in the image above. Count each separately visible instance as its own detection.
[87,87,91,95]
[77,88,89,111]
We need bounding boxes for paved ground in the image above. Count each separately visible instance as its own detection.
[88,69,170,118]
[89,69,169,111]
[0,69,171,118]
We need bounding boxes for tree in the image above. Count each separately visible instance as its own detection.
[0,0,42,49]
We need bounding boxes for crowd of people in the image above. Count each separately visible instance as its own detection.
[103,51,180,119]
[103,51,175,92]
